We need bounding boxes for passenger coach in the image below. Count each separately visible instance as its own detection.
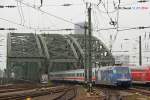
[130,66,150,84]
[49,66,132,87]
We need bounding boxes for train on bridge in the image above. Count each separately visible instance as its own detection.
[49,65,150,87]
[49,66,132,87]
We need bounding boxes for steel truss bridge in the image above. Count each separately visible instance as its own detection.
[7,33,115,82]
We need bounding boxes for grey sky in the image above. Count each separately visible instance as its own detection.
[0,0,150,69]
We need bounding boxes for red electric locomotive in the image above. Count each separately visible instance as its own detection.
[130,66,150,84]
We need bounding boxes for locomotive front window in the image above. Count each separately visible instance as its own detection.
[114,67,129,74]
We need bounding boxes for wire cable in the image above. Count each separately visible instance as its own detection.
[19,0,25,25]
[100,0,115,27]
[0,17,36,30]
[113,0,121,45]
[39,0,43,8]
[16,0,22,25]
[118,26,150,31]
[15,0,85,29]
[97,0,102,6]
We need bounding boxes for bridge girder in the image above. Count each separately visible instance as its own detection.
[7,33,44,82]
[7,33,115,82]
[68,34,115,67]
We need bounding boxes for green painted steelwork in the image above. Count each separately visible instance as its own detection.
[7,33,115,82]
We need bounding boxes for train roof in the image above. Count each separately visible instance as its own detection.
[129,66,150,70]
[49,68,98,74]
[99,66,129,70]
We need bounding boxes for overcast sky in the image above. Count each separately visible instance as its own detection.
[0,0,149,43]
[0,0,150,69]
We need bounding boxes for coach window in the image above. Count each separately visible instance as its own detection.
[80,73,82,77]
[92,72,94,76]
[79,73,81,77]
[69,73,70,77]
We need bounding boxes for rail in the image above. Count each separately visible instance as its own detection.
[53,86,77,100]
[0,85,77,100]
[128,88,150,96]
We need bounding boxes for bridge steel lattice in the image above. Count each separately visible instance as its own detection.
[7,33,115,82]
[7,33,45,82]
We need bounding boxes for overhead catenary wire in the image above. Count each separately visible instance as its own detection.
[94,26,150,32]
[112,0,121,45]
[40,28,75,32]
[19,1,25,25]
[0,17,79,32]
[98,0,116,27]
[97,0,102,6]
[2,0,150,32]
[39,0,43,8]
[92,7,99,30]
[94,5,117,14]
[15,0,25,25]
[118,26,150,31]
[119,0,149,7]
[16,1,23,25]
[5,4,83,7]
[0,17,37,30]
[15,0,85,29]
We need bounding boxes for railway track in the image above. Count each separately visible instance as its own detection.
[94,85,150,100]
[132,85,150,91]
[52,86,77,100]
[0,84,37,93]
[0,85,77,100]
[128,88,150,96]
[0,83,52,93]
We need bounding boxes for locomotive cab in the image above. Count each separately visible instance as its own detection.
[113,67,132,87]
[95,66,132,87]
